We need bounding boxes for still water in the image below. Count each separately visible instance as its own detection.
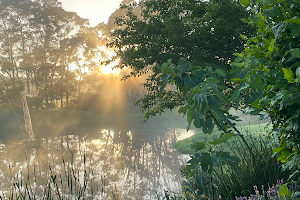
[0,128,194,199]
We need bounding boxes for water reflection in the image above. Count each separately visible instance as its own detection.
[0,128,193,199]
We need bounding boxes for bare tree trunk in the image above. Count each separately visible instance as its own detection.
[20,91,34,139]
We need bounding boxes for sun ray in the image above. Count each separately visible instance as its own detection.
[100,58,120,74]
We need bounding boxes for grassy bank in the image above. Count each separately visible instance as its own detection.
[174,110,270,154]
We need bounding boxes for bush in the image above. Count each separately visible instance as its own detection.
[176,128,296,200]
[214,130,292,199]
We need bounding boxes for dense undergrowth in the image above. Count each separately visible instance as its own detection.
[166,129,299,200]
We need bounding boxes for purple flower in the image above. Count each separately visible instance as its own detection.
[277,179,284,185]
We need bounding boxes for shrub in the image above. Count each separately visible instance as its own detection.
[214,130,292,199]
[176,128,296,200]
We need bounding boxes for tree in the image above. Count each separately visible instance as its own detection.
[0,0,105,109]
[159,0,300,197]
[109,0,255,120]
[231,0,300,178]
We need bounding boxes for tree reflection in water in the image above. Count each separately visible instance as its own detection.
[0,129,190,199]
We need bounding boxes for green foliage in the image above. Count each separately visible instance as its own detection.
[161,59,238,134]
[158,0,300,196]
[230,0,300,174]
[214,133,293,199]
[186,136,241,177]
[157,0,300,198]
[178,131,294,200]
[110,0,255,120]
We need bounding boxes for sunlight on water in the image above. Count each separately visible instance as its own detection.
[0,128,191,199]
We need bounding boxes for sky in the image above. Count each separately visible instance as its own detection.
[59,0,123,27]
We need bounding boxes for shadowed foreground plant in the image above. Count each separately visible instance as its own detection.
[213,128,294,199]
[173,127,296,200]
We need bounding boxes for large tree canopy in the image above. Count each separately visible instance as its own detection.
[109,0,255,120]
[159,0,300,197]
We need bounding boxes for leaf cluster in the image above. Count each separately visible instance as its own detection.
[110,0,255,120]
[231,0,300,172]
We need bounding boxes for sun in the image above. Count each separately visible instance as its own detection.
[100,59,121,74]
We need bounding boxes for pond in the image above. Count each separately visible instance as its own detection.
[0,127,194,199]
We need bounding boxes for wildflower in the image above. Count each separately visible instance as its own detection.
[253,185,258,191]
[277,179,283,185]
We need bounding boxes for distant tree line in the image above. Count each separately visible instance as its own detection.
[0,0,144,111]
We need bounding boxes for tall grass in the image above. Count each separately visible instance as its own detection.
[173,125,296,200]
[0,149,107,200]
[214,129,292,199]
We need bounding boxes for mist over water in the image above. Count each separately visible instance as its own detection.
[0,128,193,199]
[0,57,193,199]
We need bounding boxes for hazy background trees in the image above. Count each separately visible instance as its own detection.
[0,0,139,111]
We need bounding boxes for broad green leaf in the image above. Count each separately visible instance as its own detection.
[277,148,293,163]
[265,6,281,18]
[193,118,204,129]
[278,185,291,197]
[249,108,263,115]
[215,68,227,78]
[282,68,295,83]
[292,192,300,198]
[203,117,214,134]
[209,133,235,145]
[215,92,231,105]
[233,52,243,57]
[185,156,201,179]
[160,74,170,92]
[227,162,242,177]
[273,146,285,153]
[184,75,198,88]
[288,24,300,37]
[190,142,206,151]
[187,108,195,125]
[162,63,173,74]
[205,78,220,91]
[231,90,240,101]
[232,78,242,82]
[252,99,262,109]
[239,0,249,6]
[268,39,275,53]
[179,105,190,115]
[284,17,300,24]
[221,152,241,163]
[290,48,300,58]
[206,66,212,72]
[251,76,262,89]
[200,89,209,105]
[193,94,202,105]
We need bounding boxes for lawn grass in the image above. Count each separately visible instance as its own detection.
[174,111,271,154]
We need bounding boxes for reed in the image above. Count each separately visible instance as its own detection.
[0,149,107,200]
